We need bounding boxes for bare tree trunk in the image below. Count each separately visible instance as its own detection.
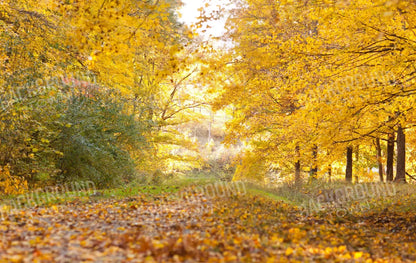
[328,164,332,183]
[346,146,353,182]
[311,145,318,179]
[395,126,406,183]
[386,132,395,182]
[376,138,384,182]
[295,146,301,186]
[355,145,359,183]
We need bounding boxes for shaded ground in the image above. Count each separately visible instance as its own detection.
[0,186,415,262]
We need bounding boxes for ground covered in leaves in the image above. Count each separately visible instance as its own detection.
[0,185,415,262]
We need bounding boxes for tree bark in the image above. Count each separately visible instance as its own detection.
[395,125,406,183]
[328,164,332,183]
[386,132,395,182]
[311,145,318,178]
[355,145,359,183]
[295,146,301,186]
[376,138,384,182]
[346,146,353,182]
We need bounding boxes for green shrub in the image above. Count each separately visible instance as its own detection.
[54,89,148,188]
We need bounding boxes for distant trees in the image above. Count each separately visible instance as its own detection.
[206,0,416,183]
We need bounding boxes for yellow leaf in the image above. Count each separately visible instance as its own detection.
[285,247,294,256]
[51,205,59,212]
[353,251,363,259]
[338,245,347,253]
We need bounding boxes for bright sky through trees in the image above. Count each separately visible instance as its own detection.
[178,0,227,37]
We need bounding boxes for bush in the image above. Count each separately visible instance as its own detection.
[0,82,150,189]
[54,89,148,188]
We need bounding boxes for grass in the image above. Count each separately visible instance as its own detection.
[242,181,311,206]
[0,174,219,210]
[1,175,415,216]
[241,179,416,215]
[245,185,295,203]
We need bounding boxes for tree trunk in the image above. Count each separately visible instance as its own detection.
[346,146,353,182]
[386,132,395,182]
[375,138,384,182]
[328,164,332,183]
[355,145,359,183]
[395,126,406,183]
[295,146,301,186]
[311,145,318,178]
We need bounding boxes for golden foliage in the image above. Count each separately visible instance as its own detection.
[0,165,28,195]
[204,0,416,181]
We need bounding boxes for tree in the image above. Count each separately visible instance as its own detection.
[346,147,353,183]
[386,132,395,182]
[395,125,406,183]
[205,0,416,184]
[0,0,201,188]
[375,138,384,182]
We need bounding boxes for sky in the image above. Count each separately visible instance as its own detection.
[178,0,228,38]
[178,0,203,25]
